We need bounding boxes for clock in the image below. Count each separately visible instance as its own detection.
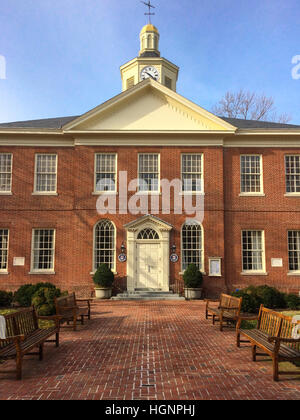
[140,66,160,81]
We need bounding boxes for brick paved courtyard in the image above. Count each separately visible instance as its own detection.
[0,301,299,400]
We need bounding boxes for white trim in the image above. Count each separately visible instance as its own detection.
[240,154,264,195]
[0,153,13,194]
[181,153,204,194]
[0,228,9,273]
[137,153,160,193]
[241,230,266,274]
[208,257,222,277]
[181,221,204,273]
[34,154,58,194]
[30,228,56,273]
[94,153,118,194]
[93,220,117,273]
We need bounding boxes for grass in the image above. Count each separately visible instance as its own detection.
[0,308,54,328]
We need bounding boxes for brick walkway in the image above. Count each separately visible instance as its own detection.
[0,301,299,400]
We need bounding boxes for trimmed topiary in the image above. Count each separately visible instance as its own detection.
[93,264,114,288]
[0,290,13,308]
[183,264,203,289]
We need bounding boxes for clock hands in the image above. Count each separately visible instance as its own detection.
[145,71,155,80]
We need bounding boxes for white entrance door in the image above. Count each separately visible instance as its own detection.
[137,243,160,289]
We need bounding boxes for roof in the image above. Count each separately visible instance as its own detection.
[0,115,299,131]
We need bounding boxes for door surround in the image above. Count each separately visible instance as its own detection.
[124,215,173,292]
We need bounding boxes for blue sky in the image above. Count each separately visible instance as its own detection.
[0,0,299,124]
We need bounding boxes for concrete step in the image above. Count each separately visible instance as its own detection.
[111,290,185,301]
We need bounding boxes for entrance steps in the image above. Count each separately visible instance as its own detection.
[111,289,185,301]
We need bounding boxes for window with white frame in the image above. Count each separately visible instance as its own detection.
[240,155,263,194]
[138,154,159,192]
[32,229,55,272]
[182,222,203,271]
[94,220,115,271]
[95,154,117,192]
[34,154,57,193]
[288,231,300,272]
[182,154,203,192]
[242,230,265,272]
[0,153,12,193]
[285,155,300,194]
[0,229,9,271]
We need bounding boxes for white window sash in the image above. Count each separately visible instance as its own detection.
[181,154,204,193]
[94,154,117,193]
[34,154,57,194]
[0,229,9,272]
[31,229,55,272]
[0,153,12,193]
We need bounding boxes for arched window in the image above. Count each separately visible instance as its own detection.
[181,222,203,271]
[94,220,115,271]
[137,228,159,240]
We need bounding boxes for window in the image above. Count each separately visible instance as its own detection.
[240,155,263,194]
[126,77,135,90]
[0,229,9,272]
[137,228,159,240]
[165,77,172,89]
[181,222,203,271]
[0,153,12,193]
[242,230,265,272]
[34,154,57,193]
[95,154,117,192]
[182,154,203,193]
[138,154,160,192]
[288,231,300,272]
[94,220,115,271]
[31,229,55,272]
[285,155,300,194]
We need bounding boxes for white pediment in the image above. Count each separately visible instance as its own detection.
[63,79,236,132]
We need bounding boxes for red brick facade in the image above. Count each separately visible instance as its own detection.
[1,142,300,297]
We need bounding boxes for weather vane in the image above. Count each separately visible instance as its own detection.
[141,1,156,24]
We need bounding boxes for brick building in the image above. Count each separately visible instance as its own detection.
[0,24,300,297]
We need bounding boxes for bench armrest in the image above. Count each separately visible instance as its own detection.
[220,306,238,310]
[236,315,259,330]
[76,298,92,303]
[205,299,220,303]
[268,336,300,344]
[0,334,25,343]
[58,305,78,310]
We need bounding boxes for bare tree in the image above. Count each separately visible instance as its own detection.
[212,89,292,123]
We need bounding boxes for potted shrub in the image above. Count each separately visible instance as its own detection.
[93,264,114,299]
[183,264,203,300]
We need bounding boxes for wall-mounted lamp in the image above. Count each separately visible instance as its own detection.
[121,242,126,254]
[171,244,176,254]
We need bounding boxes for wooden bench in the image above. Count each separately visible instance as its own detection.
[205,293,243,331]
[236,305,300,381]
[54,292,92,331]
[0,307,61,380]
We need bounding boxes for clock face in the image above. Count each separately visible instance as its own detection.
[140,66,160,81]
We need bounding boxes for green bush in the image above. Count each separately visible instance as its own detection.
[183,264,203,288]
[284,293,300,310]
[254,285,286,309]
[14,282,58,307]
[232,290,261,313]
[0,291,13,308]
[13,284,36,307]
[31,286,62,316]
[93,264,115,288]
[232,285,300,313]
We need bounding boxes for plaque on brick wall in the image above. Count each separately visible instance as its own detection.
[271,258,283,267]
[13,257,25,266]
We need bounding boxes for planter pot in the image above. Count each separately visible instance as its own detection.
[184,288,203,300]
[94,287,112,299]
